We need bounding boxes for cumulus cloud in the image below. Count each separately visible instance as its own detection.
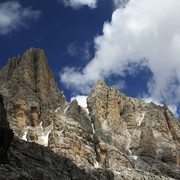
[60,0,180,110]
[71,95,87,107]
[61,0,97,9]
[168,105,179,118]
[0,1,40,35]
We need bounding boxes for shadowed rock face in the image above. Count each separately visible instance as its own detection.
[0,94,13,164]
[0,139,114,180]
[0,48,180,179]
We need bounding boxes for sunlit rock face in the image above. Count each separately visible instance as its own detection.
[0,48,66,145]
[0,48,180,179]
[87,80,180,179]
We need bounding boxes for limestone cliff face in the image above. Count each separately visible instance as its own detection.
[48,99,97,169]
[0,48,66,144]
[0,93,113,180]
[0,49,180,179]
[87,80,180,179]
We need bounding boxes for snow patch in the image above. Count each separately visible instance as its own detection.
[40,127,53,146]
[128,149,138,160]
[39,122,43,130]
[64,105,69,114]
[91,122,95,134]
[137,112,145,126]
[22,131,28,141]
[128,149,132,155]
[94,160,99,168]
[59,129,64,134]
[132,155,138,160]
[55,107,61,113]
[113,170,121,175]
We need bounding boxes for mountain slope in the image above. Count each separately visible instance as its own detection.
[0,94,114,180]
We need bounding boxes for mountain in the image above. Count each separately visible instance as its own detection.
[0,48,180,179]
[0,93,113,179]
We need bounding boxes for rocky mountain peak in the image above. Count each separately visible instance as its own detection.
[95,79,106,87]
[0,48,66,142]
[1,48,63,99]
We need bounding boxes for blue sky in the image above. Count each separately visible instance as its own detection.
[0,0,180,117]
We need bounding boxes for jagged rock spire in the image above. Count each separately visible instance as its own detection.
[0,48,66,139]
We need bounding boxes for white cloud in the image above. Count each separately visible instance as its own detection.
[168,104,179,118]
[113,0,129,8]
[62,0,97,9]
[143,97,163,106]
[71,95,88,107]
[67,42,79,57]
[60,0,180,110]
[112,80,126,91]
[67,41,91,61]
[0,1,40,35]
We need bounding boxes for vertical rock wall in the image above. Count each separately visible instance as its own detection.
[0,94,13,164]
